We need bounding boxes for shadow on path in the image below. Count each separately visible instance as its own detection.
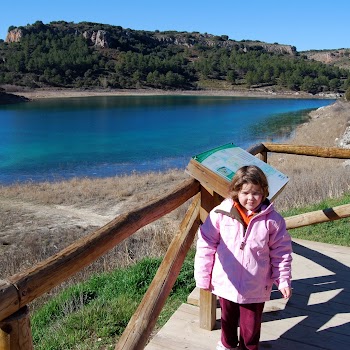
[260,241,350,350]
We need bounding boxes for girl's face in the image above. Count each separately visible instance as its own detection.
[238,183,263,212]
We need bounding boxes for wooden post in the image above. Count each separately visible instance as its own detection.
[199,185,223,223]
[198,185,222,331]
[199,289,217,330]
[0,306,33,350]
[256,151,267,163]
[0,328,10,350]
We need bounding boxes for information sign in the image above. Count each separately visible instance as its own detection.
[191,143,289,200]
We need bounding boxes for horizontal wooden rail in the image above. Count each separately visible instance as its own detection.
[285,203,350,230]
[115,193,201,350]
[263,143,350,159]
[0,178,200,322]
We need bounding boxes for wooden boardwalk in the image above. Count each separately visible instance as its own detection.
[145,239,350,350]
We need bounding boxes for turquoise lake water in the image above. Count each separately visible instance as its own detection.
[0,95,334,184]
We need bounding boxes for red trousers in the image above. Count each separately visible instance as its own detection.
[219,297,264,350]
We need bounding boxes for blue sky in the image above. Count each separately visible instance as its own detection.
[1,0,349,52]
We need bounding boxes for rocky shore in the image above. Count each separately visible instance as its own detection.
[308,100,350,149]
[269,99,350,172]
[3,86,339,100]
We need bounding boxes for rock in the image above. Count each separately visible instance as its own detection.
[337,126,350,149]
[83,30,110,48]
[155,33,296,55]
[342,159,350,167]
[5,28,23,43]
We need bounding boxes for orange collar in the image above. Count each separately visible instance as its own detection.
[233,202,256,227]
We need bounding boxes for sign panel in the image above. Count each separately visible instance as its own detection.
[192,143,289,200]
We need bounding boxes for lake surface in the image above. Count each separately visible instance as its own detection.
[0,95,334,184]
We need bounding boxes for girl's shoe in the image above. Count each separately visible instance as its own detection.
[216,340,238,350]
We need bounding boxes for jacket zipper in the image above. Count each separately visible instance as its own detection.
[238,225,246,297]
[239,208,268,250]
[237,211,265,298]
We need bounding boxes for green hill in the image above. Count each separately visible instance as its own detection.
[0,20,349,94]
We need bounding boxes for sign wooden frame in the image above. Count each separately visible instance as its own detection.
[186,143,289,201]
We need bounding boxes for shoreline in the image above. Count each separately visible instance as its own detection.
[294,100,350,149]
[6,87,339,100]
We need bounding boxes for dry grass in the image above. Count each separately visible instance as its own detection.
[0,169,190,280]
[272,157,349,211]
[0,170,188,209]
[0,100,349,294]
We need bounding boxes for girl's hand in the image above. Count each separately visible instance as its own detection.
[280,287,292,299]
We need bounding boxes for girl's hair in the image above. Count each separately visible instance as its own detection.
[228,165,269,201]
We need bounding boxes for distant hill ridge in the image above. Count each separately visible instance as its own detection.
[5,20,297,55]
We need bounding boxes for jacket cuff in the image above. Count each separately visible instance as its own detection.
[196,279,211,290]
[276,279,291,289]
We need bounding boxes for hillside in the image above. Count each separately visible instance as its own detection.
[301,49,350,70]
[0,20,350,95]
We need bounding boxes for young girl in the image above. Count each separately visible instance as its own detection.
[194,165,292,350]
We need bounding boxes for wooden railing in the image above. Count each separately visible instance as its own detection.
[0,143,350,350]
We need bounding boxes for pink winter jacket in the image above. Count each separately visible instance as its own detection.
[194,198,292,304]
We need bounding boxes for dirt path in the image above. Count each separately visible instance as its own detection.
[0,197,126,269]
[0,197,118,228]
